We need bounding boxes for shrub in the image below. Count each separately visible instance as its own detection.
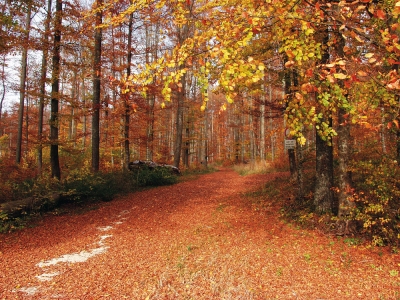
[133,166,178,187]
[350,157,400,246]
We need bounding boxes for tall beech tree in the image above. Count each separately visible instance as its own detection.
[50,0,62,179]
[16,3,31,164]
[38,0,52,173]
[92,0,102,172]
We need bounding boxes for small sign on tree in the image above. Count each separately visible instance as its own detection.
[284,139,296,150]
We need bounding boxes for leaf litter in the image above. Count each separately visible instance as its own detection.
[0,169,399,299]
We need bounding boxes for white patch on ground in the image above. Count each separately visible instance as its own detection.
[99,234,113,246]
[14,209,131,296]
[36,272,60,281]
[37,246,109,268]
[98,225,113,231]
[14,286,39,295]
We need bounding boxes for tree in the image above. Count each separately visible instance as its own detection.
[16,3,31,164]
[38,0,52,173]
[50,0,62,179]
[92,0,102,172]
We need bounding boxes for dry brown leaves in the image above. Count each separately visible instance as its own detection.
[1,169,399,299]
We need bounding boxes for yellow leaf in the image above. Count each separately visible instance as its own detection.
[334,73,347,79]
[365,53,374,58]
[258,64,265,71]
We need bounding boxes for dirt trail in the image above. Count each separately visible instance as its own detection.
[1,169,399,299]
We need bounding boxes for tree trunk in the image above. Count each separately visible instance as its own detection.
[0,55,6,135]
[173,72,186,168]
[203,100,208,167]
[336,31,353,217]
[314,27,334,214]
[50,0,62,180]
[16,5,31,164]
[38,0,52,173]
[260,86,265,161]
[284,58,297,180]
[123,12,133,169]
[92,0,102,172]
[337,107,352,216]
[314,131,334,213]
[145,23,158,162]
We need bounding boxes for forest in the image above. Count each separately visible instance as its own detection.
[0,0,400,246]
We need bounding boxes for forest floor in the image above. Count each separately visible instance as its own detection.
[1,168,400,299]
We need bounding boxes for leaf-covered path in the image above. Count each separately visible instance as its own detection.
[1,169,399,299]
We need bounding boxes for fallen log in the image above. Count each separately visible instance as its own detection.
[128,160,181,175]
[0,193,61,220]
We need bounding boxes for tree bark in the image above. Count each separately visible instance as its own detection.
[336,31,353,217]
[16,5,31,164]
[92,0,102,173]
[173,72,186,168]
[314,27,334,214]
[284,58,297,180]
[123,12,133,169]
[260,85,265,161]
[50,0,62,180]
[38,0,52,174]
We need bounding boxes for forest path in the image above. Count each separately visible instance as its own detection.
[1,169,399,299]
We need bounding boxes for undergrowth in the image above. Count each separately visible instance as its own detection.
[0,167,179,232]
[240,156,400,248]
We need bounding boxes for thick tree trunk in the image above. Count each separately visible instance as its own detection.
[336,31,353,217]
[314,26,334,214]
[50,0,62,180]
[16,6,31,164]
[337,107,353,216]
[92,0,102,172]
[314,132,334,213]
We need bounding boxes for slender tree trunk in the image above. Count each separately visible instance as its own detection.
[173,72,186,168]
[284,58,297,180]
[260,86,265,161]
[81,76,87,149]
[203,100,208,167]
[38,0,52,173]
[50,0,62,179]
[92,0,102,172]
[145,24,158,161]
[123,12,133,169]
[16,6,31,164]
[0,55,6,135]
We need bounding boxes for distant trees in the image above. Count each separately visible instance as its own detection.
[1,0,400,242]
